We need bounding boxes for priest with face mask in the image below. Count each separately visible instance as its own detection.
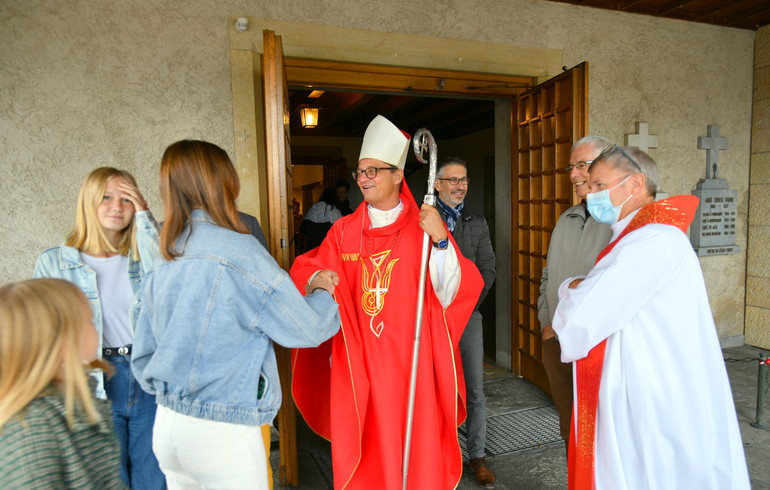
[553,145,749,490]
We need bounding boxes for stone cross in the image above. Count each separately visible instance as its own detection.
[697,125,728,179]
[625,122,659,153]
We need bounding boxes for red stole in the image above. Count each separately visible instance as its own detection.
[290,182,483,489]
[568,195,699,490]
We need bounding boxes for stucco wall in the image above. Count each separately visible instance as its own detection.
[1,0,755,338]
[746,25,770,349]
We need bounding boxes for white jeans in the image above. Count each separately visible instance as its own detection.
[153,405,269,490]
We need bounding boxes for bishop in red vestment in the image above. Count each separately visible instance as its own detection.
[291,115,483,489]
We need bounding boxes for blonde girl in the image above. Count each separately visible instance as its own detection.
[0,278,123,488]
[34,167,164,488]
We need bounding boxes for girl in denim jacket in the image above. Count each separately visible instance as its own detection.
[131,140,340,489]
[34,167,164,489]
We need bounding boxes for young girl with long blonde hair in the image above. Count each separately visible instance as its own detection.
[0,278,124,488]
[34,167,164,488]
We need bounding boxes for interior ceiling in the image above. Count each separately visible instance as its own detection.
[544,0,770,31]
[289,1,769,142]
[289,90,495,140]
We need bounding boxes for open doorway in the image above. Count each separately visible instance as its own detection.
[288,87,499,357]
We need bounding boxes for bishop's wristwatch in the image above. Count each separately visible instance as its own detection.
[432,237,449,250]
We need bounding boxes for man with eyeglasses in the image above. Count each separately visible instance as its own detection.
[538,136,613,453]
[433,157,496,487]
[290,115,484,489]
[552,145,749,489]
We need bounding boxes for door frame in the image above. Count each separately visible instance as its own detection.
[229,16,563,365]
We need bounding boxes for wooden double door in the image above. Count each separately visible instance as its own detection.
[260,29,587,485]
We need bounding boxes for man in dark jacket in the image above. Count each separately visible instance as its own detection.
[434,157,496,487]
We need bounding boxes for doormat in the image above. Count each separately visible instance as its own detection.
[467,405,562,457]
[310,405,561,488]
[309,446,334,489]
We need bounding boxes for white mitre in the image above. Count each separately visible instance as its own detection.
[358,115,411,169]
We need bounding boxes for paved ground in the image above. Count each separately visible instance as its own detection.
[272,343,770,489]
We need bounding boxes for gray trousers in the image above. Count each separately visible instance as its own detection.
[459,310,486,459]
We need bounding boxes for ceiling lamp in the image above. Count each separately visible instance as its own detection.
[300,107,319,129]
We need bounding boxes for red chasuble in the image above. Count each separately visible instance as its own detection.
[291,182,483,489]
[568,195,700,490]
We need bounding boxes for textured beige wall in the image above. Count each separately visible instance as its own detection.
[0,0,755,338]
[746,25,770,349]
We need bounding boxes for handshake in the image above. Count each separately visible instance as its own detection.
[305,270,340,296]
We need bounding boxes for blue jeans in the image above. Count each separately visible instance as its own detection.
[104,355,166,489]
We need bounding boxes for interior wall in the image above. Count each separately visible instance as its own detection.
[436,128,495,217]
[1,0,755,342]
[291,164,324,218]
[746,25,770,349]
[404,128,494,212]
[292,165,324,188]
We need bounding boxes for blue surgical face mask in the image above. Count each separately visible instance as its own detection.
[586,175,634,225]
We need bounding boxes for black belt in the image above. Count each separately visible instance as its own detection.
[103,345,132,357]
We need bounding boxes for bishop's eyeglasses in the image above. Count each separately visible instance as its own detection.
[352,167,396,181]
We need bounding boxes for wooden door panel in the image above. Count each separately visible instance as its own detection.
[512,63,588,394]
[262,29,298,486]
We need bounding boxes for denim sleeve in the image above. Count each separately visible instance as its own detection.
[130,276,158,395]
[257,270,340,348]
[134,211,160,275]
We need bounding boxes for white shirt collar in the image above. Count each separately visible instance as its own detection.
[368,200,404,228]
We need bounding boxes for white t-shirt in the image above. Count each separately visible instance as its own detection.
[80,253,133,347]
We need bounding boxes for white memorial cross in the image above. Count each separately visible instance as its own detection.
[697,125,728,179]
[625,122,659,153]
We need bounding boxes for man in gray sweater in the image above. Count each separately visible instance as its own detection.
[434,157,496,487]
[537,136,613,450]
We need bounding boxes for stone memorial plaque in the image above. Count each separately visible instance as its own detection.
[690,125,739,256]
[690,187,738,253]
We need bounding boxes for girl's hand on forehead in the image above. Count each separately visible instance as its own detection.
[118,182,148,212]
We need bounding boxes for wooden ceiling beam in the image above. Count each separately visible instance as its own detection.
[435,116,494,139]
[723,5,770,28]
[409,100,495,139]
[657,0,698,16]
[541,0,770,30]
[393,99,472,134]
[616,1,647,11]
[690,0,752,20]
[322,96,386,135]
